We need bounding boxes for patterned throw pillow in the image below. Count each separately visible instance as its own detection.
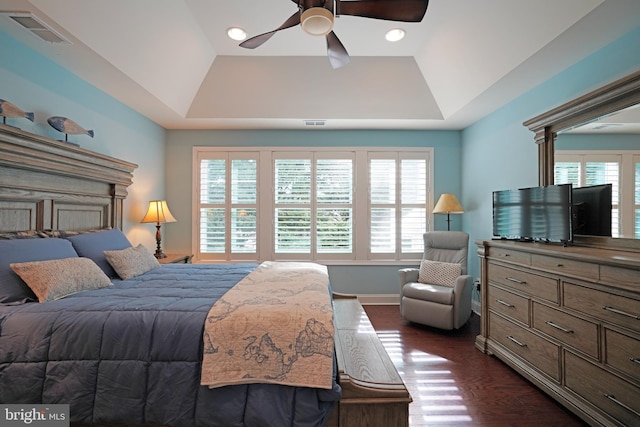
[0,238,80,304]
[104,244,160,280]
[418,260,462,287]
[10,257,112,302]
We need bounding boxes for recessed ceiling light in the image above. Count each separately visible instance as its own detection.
[227,27,247,41]
[385,28,405,42]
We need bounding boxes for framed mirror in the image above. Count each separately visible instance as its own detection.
[524,70,640,250]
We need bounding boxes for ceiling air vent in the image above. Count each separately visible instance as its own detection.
[1,12,70,44]
[304,120,326,127]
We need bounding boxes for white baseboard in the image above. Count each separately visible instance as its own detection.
[355,294,481,315]
[472,300,481,316]
[356,294,399,305]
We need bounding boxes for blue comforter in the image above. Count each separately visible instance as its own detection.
[0,263,341,426]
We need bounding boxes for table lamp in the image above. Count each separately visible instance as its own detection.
[141,200,176,258]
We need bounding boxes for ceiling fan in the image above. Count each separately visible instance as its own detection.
[239,0,430,69]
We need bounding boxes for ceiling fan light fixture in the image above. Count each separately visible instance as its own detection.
[227,27,247,41]
[385,28,406,42]
[301,7,334,36]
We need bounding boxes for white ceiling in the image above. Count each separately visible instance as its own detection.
[1,0,639,130]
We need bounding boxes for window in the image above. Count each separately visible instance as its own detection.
[273,153,354,259]
[194,147,433,263]
[369,153,428,258]
[555,151,640,238]
[197,152,259,261]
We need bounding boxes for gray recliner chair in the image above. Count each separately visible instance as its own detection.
[398,231,473,330]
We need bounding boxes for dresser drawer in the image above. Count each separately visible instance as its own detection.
[490,312,560,381]
[564,282,640,333]
[488,263,559,303]
[532,302,599,359]
[565,352,640,426]
[531,254,599,281]
[488,247,531,265]
[489,285,529,325]
[600,264,640,291]
[605,328,640,381]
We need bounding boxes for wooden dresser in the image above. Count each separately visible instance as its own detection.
[475,240,640,427]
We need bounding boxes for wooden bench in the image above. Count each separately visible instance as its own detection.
[327,294,411,427]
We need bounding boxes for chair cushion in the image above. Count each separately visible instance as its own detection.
[418,260,461,287]
[402,282,454,305]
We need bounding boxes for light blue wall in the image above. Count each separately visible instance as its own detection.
[0,30,167,247]
[557,134,640,150]
[461,26,640,280]
[165,129,462,295]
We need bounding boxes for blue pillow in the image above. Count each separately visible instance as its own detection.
[0,238,79,304]
[65,228,132,278]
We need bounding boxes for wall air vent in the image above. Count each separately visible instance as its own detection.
[1,12,70,44]
[304,120,326,126]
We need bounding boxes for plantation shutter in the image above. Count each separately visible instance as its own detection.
[198,154,258,260]
[274,158,312,254]
[199,159,226,254]
[316,157,353,255]
[369,153,429,259]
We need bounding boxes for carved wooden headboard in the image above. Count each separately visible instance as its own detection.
[0,124,137,232]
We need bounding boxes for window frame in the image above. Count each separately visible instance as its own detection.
[193,146,434,264]
[555,149,640,239]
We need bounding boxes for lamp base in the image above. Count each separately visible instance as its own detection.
[153,224,167,259]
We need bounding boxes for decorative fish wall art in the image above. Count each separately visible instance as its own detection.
[0,99,35,125]
[47,116,94,142]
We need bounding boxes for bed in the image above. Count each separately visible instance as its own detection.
[0,123,411,427]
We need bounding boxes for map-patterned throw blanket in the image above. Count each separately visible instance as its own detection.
[200,261,335,389]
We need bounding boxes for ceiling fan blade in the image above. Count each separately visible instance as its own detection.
[326,31,350,69]
[240,11,301,49]
[336,0,429,22]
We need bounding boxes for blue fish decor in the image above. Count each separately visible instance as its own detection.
[0,99,35,125]
[47,116,94,142]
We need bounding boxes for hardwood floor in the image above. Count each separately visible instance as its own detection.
[362,305,588,427]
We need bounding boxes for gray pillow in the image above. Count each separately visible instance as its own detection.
[0,238,79,304]
[10,257,112,302]
[104,244,160,280]
[65,228,132,278]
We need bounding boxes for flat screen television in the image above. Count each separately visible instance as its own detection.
[572,184,612,236]
[493,184,573,244]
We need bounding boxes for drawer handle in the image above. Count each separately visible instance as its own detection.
[496,299,514,308]
[545,321,574,334]
[556,263,564,267]
[506,277,527,285]
[604,394,640,418]
[507,336,527,347]
[630,357,640,365]
[603,306,640,320]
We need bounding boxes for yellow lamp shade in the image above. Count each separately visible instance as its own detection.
[433,194,464,214]
[141,200,176,224]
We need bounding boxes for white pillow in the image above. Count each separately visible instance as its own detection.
[104,244,160,279]
[418,260,461,287]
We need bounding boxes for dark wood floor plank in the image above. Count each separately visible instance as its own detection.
[363,305,588,427]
